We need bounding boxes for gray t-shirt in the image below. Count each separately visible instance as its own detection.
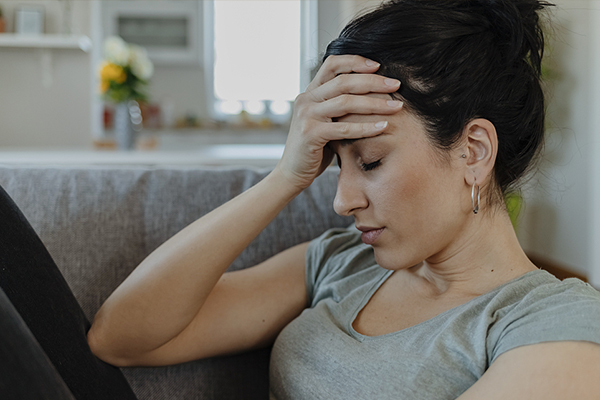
[269,228,600,399]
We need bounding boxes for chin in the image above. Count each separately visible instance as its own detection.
[373,246,423,271]
[372,247,406,271]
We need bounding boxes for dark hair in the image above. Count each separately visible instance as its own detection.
[324,0,554,198]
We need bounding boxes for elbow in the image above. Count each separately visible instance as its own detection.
[87,321,135,368]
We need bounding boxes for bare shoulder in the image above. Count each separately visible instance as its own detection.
[457,341,600,400]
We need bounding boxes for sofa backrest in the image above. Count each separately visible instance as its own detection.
[0,165,350,320]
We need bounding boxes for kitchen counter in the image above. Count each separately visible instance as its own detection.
[0,130,287,167]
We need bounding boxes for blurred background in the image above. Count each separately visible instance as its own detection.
[0,0,599,286]
[0,0,376,149]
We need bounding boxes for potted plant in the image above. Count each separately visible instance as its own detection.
[98,36,154,150]
[505,192,523,233]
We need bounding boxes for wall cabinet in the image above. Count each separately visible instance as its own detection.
[101,1,202,65]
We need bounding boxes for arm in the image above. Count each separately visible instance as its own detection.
[88,55,403,367]
[88,170,307,366]
[456,341,600,400]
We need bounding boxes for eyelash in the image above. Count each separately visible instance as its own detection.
[361,160,382,172]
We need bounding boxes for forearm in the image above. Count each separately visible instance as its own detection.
[88,167,300,358]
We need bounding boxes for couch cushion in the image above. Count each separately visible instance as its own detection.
[0,165,351,400]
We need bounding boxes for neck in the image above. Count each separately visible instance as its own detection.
[405,208,538,299]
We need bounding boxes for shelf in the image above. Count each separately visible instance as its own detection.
[0,34,92,52]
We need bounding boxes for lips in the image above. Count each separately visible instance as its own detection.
[357,226,385,245]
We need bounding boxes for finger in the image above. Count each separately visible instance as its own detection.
[316,120,391,142]
[307,55,381,91]
[314,95,404,119]
[309,73,401,102]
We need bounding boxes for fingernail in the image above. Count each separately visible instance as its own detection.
[366,59,380,67]
[375,121,388,129]
[387,100,403,108]
[384,78,400,87]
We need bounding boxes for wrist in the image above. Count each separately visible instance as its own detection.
[266,165,305,199]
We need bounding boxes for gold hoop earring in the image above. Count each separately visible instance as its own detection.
[471,182,480,214]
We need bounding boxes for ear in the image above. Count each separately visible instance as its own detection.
[462,119,498,186]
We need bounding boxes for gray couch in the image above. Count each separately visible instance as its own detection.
[0,164,351,400]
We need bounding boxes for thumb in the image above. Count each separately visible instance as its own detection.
[318,146,335,176]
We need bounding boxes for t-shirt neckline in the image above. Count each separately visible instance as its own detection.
[348,268,550,342]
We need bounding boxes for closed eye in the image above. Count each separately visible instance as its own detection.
[361,160,381,172]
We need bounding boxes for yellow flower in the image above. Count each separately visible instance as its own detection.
[100,62,126,84]
[100,80,109,93]
[115,71,126,84]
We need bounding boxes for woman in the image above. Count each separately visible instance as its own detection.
[88,0,600,398]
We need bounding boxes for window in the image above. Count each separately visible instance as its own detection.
[204,0,318,122]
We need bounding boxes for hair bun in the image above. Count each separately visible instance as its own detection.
[477,0,552,75]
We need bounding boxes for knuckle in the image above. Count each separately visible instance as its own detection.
[334,74,350,92]
[302,89,321,104]
[338,123,350,135]
[352,54,370,67]
[336,95,352,111]
[338,94,356,114]
[323,55,338,69]
[294,93,318,114]
[299,120,313,136]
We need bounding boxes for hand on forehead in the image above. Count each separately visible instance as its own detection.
[334,92,402,124]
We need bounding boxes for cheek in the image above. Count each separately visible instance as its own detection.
[373,161,462,230]
[367,164,423,217]
[385,156,432,205]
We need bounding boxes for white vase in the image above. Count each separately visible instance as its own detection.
[114,101,140,150]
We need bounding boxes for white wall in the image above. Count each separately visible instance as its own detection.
[587,2,600,286]
[316,0,380,56]
[519,0,600,281]
[0,1,92,148]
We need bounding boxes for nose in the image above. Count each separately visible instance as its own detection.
[333,169,369,217]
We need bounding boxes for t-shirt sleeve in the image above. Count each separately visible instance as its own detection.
[305,228,362,305]
[489,278,600,364]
